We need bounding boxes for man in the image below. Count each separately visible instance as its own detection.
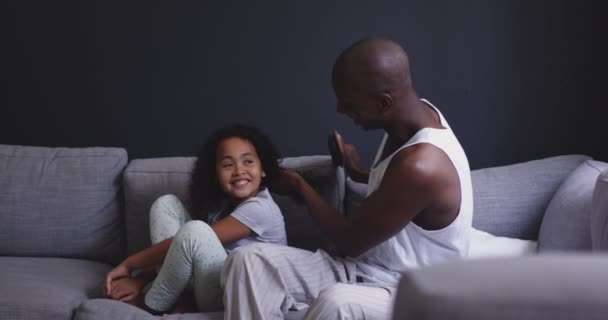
[221,37,473,319]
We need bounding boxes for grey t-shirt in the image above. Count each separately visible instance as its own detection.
[210,188,287,252]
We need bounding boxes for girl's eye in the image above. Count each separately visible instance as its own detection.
[222,163,233,168]
[244,159,254,165]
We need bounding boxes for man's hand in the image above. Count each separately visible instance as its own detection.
[270,169,303,195]
[103,263,130,297]
[333,130,369,182]
[108,276,148,302]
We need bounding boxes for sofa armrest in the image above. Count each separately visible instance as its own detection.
[393,254,608,320]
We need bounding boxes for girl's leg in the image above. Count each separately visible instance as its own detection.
[144,221,227,313]
[149,194,192,244]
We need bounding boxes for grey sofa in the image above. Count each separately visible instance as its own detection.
[1,144,607,320]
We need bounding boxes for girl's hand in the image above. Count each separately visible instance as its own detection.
[270,169,303,195]
[103,263,131,297]
[108,276,148,302]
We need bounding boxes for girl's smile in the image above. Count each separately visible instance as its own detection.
[216,137,266,203]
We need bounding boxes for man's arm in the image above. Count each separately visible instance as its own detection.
[284,145,446,257]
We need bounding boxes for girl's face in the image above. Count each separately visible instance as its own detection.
[216,137,266,203]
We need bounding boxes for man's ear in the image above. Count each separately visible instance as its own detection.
[379,93,393,114]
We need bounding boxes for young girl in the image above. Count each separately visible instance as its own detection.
[103,124,287,313]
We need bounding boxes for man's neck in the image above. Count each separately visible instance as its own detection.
[385,94,436,143]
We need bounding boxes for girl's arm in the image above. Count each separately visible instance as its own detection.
[122,237,174,270]
[104,238,173,296]
[210,216,252,245]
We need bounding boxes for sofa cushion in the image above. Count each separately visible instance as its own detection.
[0,256,111,320]
[0,145,128,264]
[76,299,225,320]
[75,299,156,320]
[393,254,608,320]
[471,155,590,240]
[123,155,345,256]
[468,228,537,258]
[591,169,608,251]
[539,160,608,251]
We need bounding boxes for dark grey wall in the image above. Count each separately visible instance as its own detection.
[2,1,606,169]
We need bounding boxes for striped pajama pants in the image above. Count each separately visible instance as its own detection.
[221,243,395,320]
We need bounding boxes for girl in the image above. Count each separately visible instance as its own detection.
[103,124,286,313]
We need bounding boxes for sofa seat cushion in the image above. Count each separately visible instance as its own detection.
[539,160,608,251]
[76,299,226,320]
[76,299,306,320]
[0,145,128,265]
[0,256,111,320]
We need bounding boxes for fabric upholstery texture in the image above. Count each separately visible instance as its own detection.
[539,160,608,251]
[0,145,127,264]
[471,155,590,239]
[76,299,226,320]
[0,256,111,320]
[393,254,608,320]
[75,299,300,320]
[591,169,608,251]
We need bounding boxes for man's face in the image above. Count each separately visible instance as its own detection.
[334,81,383,130]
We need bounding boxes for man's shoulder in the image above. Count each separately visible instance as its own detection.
[391,143,446,171]
[387,144,452,186]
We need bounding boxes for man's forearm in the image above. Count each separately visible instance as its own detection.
[348,167,370,184]
[294,176,360,256]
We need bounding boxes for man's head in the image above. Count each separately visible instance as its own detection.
[332,37,414,130]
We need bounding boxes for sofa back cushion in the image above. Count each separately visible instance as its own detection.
[123,155,345,256]
[471,155,590,240]
[344,155,591,241]
[591,169,608,251]
[539,160,608,251]
[0,145,127,264]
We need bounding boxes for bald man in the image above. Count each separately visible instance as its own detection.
[221,38,473,319]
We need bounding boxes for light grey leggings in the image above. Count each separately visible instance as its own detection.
[145,194,227,312]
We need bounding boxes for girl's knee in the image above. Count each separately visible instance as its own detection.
[150,194,182,215]
[176,220,213,241]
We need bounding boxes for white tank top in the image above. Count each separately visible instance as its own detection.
[353,99,473,286]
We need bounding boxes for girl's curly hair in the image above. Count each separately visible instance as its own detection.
[189,124,281,221]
